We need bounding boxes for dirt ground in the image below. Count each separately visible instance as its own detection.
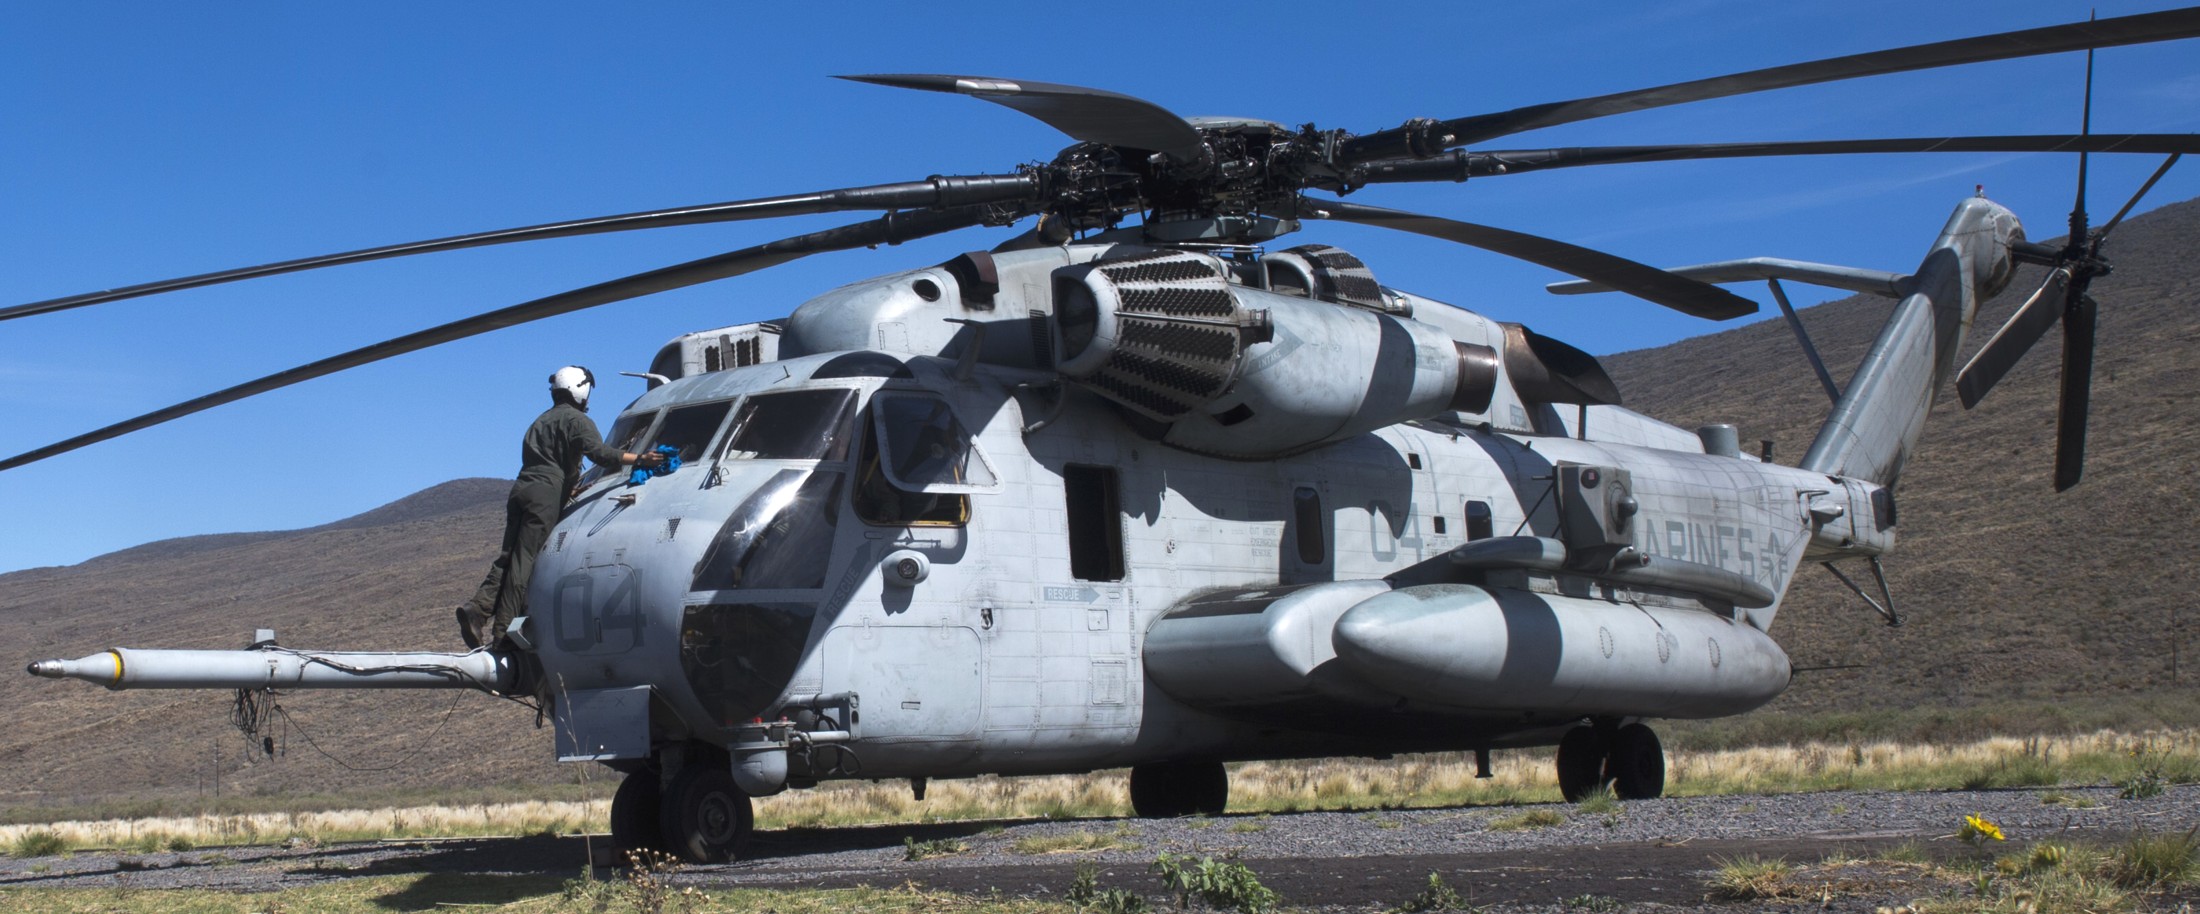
[4,786,2197,912]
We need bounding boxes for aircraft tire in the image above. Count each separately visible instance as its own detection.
[1129,760,1228,818]
[1186,760,1228,816]
[1555,726,1607,802]
[660,764,753,864]
[1608,723,1665,800]
[610,769,666,853]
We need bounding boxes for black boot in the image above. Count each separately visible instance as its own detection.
[456,606,489,650]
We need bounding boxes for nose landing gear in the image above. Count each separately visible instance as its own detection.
[610,744,756,864]
[1555,719,1665,801]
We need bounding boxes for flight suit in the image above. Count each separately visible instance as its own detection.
[461,403,627,643]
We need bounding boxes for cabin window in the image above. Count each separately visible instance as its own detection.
[853,412,968,527]
[1466,500,1494,541]
[1293,486,1326,565]
[717,389,857,461]
[649,401,734,464]
[1064,464,1124,581]
[870,394,998,490]
[580,410,659,488]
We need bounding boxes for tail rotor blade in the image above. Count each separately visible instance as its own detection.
[2054,293,2098,491]
[1955,269,2069,408]
[2069,42,2096,248]
[2097,153,2182,242]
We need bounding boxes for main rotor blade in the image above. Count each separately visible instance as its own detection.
[1956,268,2069,409]
[1351,135,2200,183]
[1340,6,2200,161]
[0,174,1038,323]
[2054,293,2098,491]
[842,74,1207,164]
[1301,198,1757,321]
[0,206,1000,472]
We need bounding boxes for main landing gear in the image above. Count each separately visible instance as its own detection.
[1129,760,1229,818]
[1555,719,1665,802]
[610,745,755,864]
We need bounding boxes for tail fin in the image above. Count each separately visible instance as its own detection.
[1800,197,2024,485]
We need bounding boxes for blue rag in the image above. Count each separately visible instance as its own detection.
[627,445,682,486]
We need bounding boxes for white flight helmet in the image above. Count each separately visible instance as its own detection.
[549,365,595,410]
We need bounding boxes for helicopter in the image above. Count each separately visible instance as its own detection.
[18,7,2200,865]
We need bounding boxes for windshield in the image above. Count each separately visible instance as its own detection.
[649,400,734,464]
[690,469,844,591]
[580,410,658,489]
[718,389,858,461]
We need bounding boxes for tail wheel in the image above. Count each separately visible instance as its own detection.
[1129,760,1228,818]
[1608,723,1666,800]
[659,765,753,864]
[1555,726,1607,802]
[609,768,665,852]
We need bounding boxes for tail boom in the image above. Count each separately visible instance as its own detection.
[1801,197,2022,486]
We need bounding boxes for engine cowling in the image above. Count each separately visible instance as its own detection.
[1054,249,1498,458]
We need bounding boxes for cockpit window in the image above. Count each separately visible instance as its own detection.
[580,410,658,488]
[870,394,998,492]
[648,401,734,464]
[691,469,843,591]
[717,389,858,461]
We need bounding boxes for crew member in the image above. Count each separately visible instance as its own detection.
[457,366,663,648]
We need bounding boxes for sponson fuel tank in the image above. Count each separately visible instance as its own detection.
[1143,580,1790,722]
[1142,581,1398,713]
[1331,585,1790,719]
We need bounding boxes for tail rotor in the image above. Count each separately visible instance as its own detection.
[1952,43,2181,491]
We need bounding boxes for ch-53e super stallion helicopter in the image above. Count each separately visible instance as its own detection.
[18,8,2200,865]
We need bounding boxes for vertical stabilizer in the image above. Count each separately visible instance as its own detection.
[1801,197,2022,485]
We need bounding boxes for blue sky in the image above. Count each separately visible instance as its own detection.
[4,1,2197,573]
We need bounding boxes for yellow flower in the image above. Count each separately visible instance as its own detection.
[1962,814,2006,842]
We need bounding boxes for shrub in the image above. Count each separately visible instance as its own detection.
[1395,872,1468,912]
[902,836,968,861]
[1068,863,1150,914]
[1151,852,1280,914]
[2108,829,2199,888]
[1705,855,1795,900]
[10,830,67,858]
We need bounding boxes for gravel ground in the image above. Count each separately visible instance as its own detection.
[3,784,2196,911]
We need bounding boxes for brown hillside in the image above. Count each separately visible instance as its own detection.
[1,199,2195,810]
[0,478,575,809]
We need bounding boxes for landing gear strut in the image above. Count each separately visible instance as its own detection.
[608,746,756,864]
[1555,720,1665,801]
[1129,760,1228,818]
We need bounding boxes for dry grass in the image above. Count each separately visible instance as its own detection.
[3,729,2192,851]
[0,799,600,854]
[1706,854,1796,900]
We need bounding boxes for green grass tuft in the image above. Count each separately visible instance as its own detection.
[9,831,66,858]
